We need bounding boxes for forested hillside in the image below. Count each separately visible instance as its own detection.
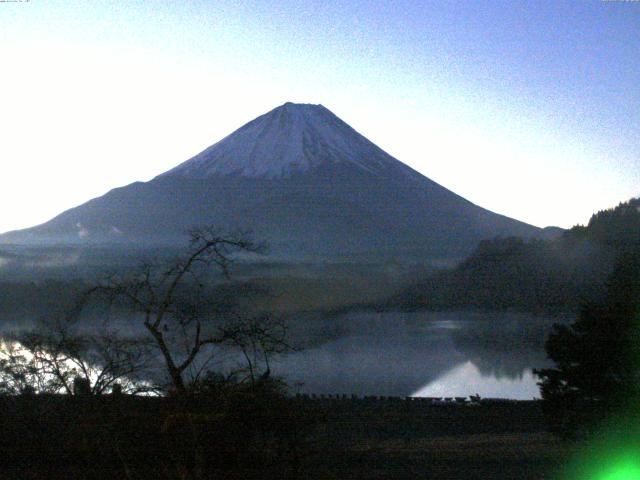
[388,198,640,313]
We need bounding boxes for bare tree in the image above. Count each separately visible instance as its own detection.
[84,227,287,395]
[0,341,46,395]
[219,314,289,384]
[0,320,154,395]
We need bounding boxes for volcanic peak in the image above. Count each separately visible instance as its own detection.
[162,102,396,179]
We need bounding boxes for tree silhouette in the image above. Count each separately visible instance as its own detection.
[0,321,153,395]
[84,227,288,395]
[535,248,640,435]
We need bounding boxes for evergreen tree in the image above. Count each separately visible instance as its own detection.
[535,248,640,436]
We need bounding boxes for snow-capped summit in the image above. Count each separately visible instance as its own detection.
[163,102,395,179]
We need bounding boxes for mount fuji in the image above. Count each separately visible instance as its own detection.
[2,102,543,260]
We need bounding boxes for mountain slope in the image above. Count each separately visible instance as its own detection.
[1,102,544,261]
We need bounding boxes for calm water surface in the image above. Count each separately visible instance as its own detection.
[274,310,562,399]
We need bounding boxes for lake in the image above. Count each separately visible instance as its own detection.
[274,310,565,399]
[0,310,566,399]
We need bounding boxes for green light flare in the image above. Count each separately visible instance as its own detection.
[558,416,640,480]
[599,458,640,480]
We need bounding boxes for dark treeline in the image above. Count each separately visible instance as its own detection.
[387,198,640,314]
[568,197,640,249]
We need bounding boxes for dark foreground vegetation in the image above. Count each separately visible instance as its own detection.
[536,245,640,439]
[0,391,571,480]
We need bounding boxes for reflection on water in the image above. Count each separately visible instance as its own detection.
[0,311,564,399]
[411,361,541,400]
[275,310,563,399]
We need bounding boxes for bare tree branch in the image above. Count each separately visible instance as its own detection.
[73,227,278,396]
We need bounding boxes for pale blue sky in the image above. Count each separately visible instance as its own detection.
[1,0,638,232]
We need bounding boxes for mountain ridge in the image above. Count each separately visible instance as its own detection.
[1,102,547,261]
